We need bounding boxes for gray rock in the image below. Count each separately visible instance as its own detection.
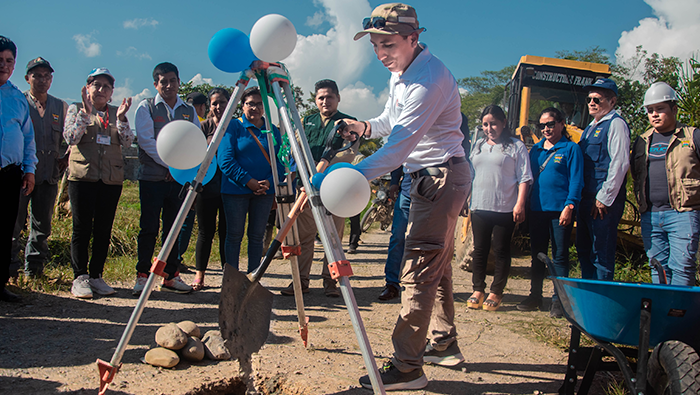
[144,347,179,368]
[177,321,201,339]
[155,323,188,350]
[202,330,231,360]
[180,336,205,362]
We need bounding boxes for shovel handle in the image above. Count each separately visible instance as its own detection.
[249,193,308,283]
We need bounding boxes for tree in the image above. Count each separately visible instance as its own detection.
[677,56,700,128]
[458,65,515,127]
[556,46,612,65]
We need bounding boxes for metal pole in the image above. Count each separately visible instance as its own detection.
[99,72,253,391]
[271,77,386,395]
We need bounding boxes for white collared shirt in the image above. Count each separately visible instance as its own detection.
[355,44,465,181]
[134,93,201,168]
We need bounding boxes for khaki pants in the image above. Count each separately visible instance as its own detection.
[391,160,471,372]
[296,190,346,286]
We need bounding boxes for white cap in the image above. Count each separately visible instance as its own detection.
[643,82,678,107]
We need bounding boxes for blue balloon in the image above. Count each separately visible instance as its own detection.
[170,157,218,186]
[326,162,355,174]
[311,172,326,190]
[208,28,257,73]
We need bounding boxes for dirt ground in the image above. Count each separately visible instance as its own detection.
[0,228,611,395]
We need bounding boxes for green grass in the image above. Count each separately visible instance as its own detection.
[11,181,227,293]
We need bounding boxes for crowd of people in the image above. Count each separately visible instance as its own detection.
[2,1,699,390]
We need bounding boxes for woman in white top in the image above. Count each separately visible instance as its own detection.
[468,105,532,311]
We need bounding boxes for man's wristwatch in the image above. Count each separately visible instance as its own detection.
[566,204,575,210]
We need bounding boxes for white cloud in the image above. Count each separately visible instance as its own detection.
[284,0,374,106]
[189,74,214,86]
[338,81,389,120]
[73,33,101,57]
[616,0,700,68]
[111,78,152,127]
[306,11,326,27]
[123,18,159,29]
[116,46,151,60]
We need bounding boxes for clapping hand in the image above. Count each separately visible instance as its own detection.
[80,85,92,114]
[117,97,132,122]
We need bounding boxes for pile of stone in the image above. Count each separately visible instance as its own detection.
[143,321,231,368]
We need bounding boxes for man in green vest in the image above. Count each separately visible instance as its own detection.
[280,79,358,297]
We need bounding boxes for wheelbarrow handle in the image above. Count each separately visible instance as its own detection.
[649,258,668,284]
[537,252,556,274]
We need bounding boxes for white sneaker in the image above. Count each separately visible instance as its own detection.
[160,275,192,294]
[89,276,116,295]
[71,274,93,299]
[133,274,148,296]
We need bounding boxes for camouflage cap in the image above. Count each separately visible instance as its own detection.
[354,3,425,41]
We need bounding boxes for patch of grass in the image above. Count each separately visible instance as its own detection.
[603,374,629,395]
[12,181,229,293]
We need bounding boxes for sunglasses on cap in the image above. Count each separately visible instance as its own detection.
[363,16,388,29]
[537,121,557,130]
[586,96,604,105]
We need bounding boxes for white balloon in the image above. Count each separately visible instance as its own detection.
[320,167,371,218]
[249,14,297,62]
[156,120,207,170]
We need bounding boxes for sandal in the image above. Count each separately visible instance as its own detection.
[466,293,484,310]
[190,276,204,291]
[483,294,502,311]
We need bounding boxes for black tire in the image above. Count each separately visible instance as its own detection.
[361,205,378,232]
[647,340,700,395]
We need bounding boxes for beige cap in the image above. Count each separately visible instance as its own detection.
[354,3,425,41]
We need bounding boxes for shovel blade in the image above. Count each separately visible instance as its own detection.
[219,265,274,360]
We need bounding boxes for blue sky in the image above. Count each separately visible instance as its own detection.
[4,0,699,123]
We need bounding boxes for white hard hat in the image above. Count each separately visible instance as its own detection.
[643,82,678,107]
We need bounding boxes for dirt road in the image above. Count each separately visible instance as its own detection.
[0,228,608,395]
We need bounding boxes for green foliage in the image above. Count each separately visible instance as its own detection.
[178,80,242,119]
[556,46,612,65]
[677,57,700,128]
[458,65,515,126]
[359,138,383,157]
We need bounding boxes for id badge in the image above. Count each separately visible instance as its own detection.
[97,134,111,145]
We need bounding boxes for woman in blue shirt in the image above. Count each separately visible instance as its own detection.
[218,87,285,273]
[517,107,583,318]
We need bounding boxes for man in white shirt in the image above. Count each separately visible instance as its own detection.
[132,62,200,295]
[343,4,471,391]
[576,78,630,280]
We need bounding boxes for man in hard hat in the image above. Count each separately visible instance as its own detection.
[576,78,630,281]
[630,82,700,286]
[341,3,470,390]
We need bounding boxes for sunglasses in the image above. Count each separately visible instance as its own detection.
[537,121,557,130]
[586,97,604,104]
[363,16,387,29]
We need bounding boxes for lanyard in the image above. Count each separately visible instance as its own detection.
[97,110,109,130]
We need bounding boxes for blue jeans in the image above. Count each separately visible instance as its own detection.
[576,192,625,280]
[222,193,274,273]
[136,181,183,279]
[529,211,573,302]
[641,210,700,286]
[177,209,196,263]
[385,192,410,286]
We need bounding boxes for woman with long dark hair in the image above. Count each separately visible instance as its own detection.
[190,88,230,290]
[467,105,532,311]
[218,87,285,273]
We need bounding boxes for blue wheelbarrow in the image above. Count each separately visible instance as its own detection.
[538,253,700,395]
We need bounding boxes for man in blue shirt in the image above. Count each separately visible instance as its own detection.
[0,36,38,303]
